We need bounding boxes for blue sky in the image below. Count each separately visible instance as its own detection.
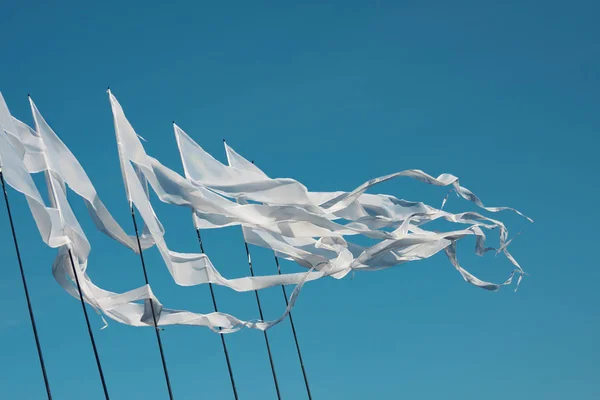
[0,1,598,399]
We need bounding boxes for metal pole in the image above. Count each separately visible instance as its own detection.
[25,93,110,398]
[0,171,53,399]
[66,248,110,400]
[243,241,282,400]
[195,227,239,400]
[274,256,312,399]
[130,206,174,400]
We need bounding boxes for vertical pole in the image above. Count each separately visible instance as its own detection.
[26,93,109,398]
[195,227,239,400]
[66,248,110,400]
[130,206,174,400]
[274,256,312,399]
[0,171,53,400]
[244,160,311,398]
[243,241,282,400]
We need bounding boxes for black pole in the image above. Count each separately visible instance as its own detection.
[26,94,108,398]
[0,171,53,400]
[242,160,310,398]
[243,241,282,400]
[130,206,174,400]
[195,227,239,400]
[66,247,110,400]
[274,256,312,399]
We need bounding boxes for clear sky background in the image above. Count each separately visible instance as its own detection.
[0,1,598,399]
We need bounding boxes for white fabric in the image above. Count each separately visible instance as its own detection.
[0,95,155,253]
[223,136,533,224]
[222,137,527,290]
[109,90,350,290]
[178,123,528,289]
[0,89,531,335]
[175,124,313,205]
[112,91,528,292]
[0,94,302,332]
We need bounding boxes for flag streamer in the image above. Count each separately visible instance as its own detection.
[0,89,531,339]
[30,96,110,399]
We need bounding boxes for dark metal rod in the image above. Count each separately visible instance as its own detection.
[195,228,239,400]
[66,247,110,400]
[130,206,174,400]
[243,241,282,400]
[274,256,312,399]
[1,171,53,400]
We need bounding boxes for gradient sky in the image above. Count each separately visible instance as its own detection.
[0,1,598,399]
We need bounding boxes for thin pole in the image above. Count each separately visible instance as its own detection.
[195,227,239,400]
[26,93,109,397]
[243,241,282,400]
[67,247,110,400]
[130,206,174,400]
[243,160,310,398]
[0,171,53,400]
[274,256,312,400]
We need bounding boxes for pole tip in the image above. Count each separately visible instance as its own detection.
[223,138,226,142]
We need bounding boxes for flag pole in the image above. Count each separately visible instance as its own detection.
[174,123,238,398]
[194,224,239,400]
[0,171,53,400]
[242,240,282,400]
[130,205,175,400]
[66,248,110,400]
[27,94,109,399]
[226,147,281,399]
[108,88,173,399]
[247,160,312,399]
[273,256,312,400]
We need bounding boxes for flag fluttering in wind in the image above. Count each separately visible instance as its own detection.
[0,90,532,334]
